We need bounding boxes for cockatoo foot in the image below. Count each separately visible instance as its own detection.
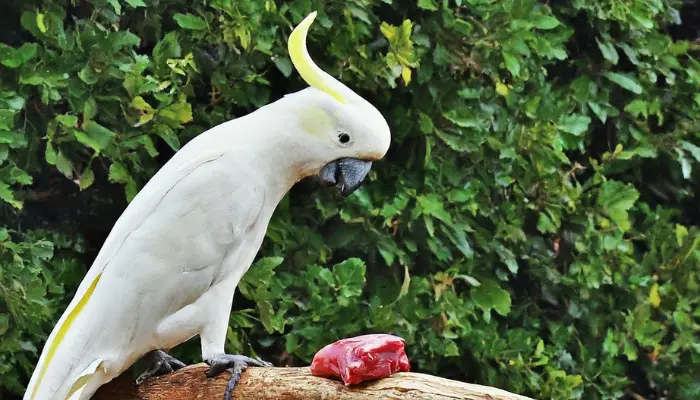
[135,349,186,385]
[205,354,274,400]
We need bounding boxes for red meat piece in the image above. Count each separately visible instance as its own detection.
[310,334,410,386]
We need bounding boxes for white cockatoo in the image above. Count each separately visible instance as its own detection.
[24,11,391,400]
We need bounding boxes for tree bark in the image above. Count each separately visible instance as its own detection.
[93,363,535,400]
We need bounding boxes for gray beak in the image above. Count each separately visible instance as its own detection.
[319,158,373,197]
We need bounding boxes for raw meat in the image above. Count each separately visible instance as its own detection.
[310,333,410,385]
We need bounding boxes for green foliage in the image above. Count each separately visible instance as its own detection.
[1,0,700,399]
[0,229,85,393]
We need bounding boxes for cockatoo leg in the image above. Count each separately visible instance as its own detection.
[135,349,186,385]
[204,354,273,400]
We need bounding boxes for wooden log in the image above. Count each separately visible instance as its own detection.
[93,363,535,400]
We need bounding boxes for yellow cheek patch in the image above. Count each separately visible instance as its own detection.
[299,106,334,136]
[30,272,103,400]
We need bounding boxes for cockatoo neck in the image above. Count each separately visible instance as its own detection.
[208,98,324,202]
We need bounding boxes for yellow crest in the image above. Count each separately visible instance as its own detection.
[288,12,346,104]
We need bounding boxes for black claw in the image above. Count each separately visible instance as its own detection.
[204,354,274,400]
[136,350,186,385]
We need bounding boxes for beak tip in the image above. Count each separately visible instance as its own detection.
[340,184,359,197]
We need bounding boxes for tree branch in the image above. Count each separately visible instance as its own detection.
[93,363,535,400]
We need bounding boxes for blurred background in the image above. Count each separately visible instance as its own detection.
[0,0,699,399]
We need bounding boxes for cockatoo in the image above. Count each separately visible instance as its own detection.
[24,11,391,400]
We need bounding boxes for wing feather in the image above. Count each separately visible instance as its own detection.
[25,132,229,399]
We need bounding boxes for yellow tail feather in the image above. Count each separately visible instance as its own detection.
[30,273,103,400]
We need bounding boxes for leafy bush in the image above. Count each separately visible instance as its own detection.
[2,0,699,399]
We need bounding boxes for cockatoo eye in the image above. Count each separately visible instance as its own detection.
[338,132,351,144]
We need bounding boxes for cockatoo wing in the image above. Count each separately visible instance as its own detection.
[26,134,266,400]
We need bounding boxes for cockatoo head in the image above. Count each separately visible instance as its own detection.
[284,11,391,196]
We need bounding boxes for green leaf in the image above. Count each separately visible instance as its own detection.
[679,156,692,180]
[630,10,654,29]
[56,114,78,128]
[239,256,284,299]
[458,88,480,99]
[257,300,286,334]
[0,183,21,209]
[78,65,99,85]
[159,102,193,124]
[138,136,158,157]
[604,72,643,94]
[396,265,411,301]
[78,167,95,190]
[471,280,512,316]
[31,240,54,260]
[0,130,28,148]
[380,22,398,43]
[0,109,15,130]
[442,110,486,130]
[602,329,619,356]
[132,96,154,124]
[558,114,591,136]
[533,15,560,30]
[36,13,47,33]
[156,125,180,151]
[84,97,98,121]
[107,0,121,14]
[4,95,25,111]
[501,252,518,274]
[418,112,434,133]
[401,66,412,85]
[44,142,56,165]
[449,227,474,259]
[75,121,115,152]
[676,224,688,246]
[649,283,661,308]
[125,180,138,202]
[444,341,459,357]
[624,99,647,118]
[273,57,292,77]
[596,39,619,65]
[537,212,557,234]
[502,51,520,77]
[418,194,452,224]
[0,228,8,241]
[9,166,32,185]
[125,0,147,6]
[109,162,131,184]
[317,268,336,288]
[495,81,509,96]
[681,141,700,163]
[417,0,438,11]
[623,339,638,361]
[596,180,640,231]
[333,258,366,301]
[173,13,208,30]
[152,33,182,75]
[55,150,73,178]
[535,339,545,357]
[453,19,473,36]
[378,246,395,266]
[0,43,38,68]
